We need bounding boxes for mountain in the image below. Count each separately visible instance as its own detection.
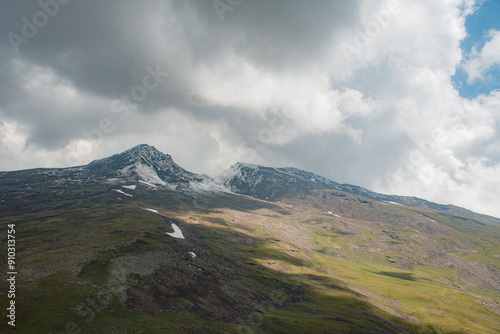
[216,163,341,200]
[85,144,210,187]
[1,145,499,333]
[88,144,192,181]
[0,144,222,214]
[0,144,209,189]
[218,162,500,225]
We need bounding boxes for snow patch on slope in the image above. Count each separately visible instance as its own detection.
[138,180,157,187]
[189,178,231,193]
[134,162,166,186]
[214,163,265,192]
[384,201,404,206]
[117,162,167,186]
[166,223,185,239]
[112,189,133,197]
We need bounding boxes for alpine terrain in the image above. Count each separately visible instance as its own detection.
[1,144,499,333]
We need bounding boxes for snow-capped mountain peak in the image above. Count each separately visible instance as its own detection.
[116,144,173,168]
[88,144,173,171]
[85,144,203,187]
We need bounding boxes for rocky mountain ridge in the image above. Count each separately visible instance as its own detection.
[216,161,500,225]
[1,144,498,225]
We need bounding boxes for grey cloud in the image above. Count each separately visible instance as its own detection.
[1,0,360,104]
[0,0,425,157]
[2,0,500,217]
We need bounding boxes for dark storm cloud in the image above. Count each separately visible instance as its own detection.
[1,1,359,100]
[0,0,362,148]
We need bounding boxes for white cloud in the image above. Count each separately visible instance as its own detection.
[2,0,500,218]
[463,29,500,83]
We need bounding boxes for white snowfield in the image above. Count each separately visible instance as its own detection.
[188,251,197,258]
[143,208,159,213]
[188,179,232,194]
[138,179,158,188]
[134,163,166,186]
[166,223,185,239]
[328,211,341,218]
[122,185,137,190]
[213,163,262,192]
[118,161,166,187]
[112,189,133,197]
[384,201,403,206]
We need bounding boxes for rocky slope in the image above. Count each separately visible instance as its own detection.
[218,161,500,225]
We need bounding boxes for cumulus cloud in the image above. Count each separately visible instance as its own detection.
[463,29,500,83]
[1,0,500,217]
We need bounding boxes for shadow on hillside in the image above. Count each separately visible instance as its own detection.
[202,224,427,333]
[375,272,416,282]
[135,187,294,215]
[3,185,463,333]
[116,215,432,333]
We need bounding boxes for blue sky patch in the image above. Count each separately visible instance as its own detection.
[453,0,500,99]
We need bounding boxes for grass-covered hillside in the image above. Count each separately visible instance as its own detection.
[1,179,499,333]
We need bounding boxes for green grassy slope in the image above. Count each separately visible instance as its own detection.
[1,185,499,333]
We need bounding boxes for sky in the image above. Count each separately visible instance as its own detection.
[1,0,500,218]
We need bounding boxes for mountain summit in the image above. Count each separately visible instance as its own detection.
[86,144,204,186]
[217,161,499,224]
[216,162,342,201]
